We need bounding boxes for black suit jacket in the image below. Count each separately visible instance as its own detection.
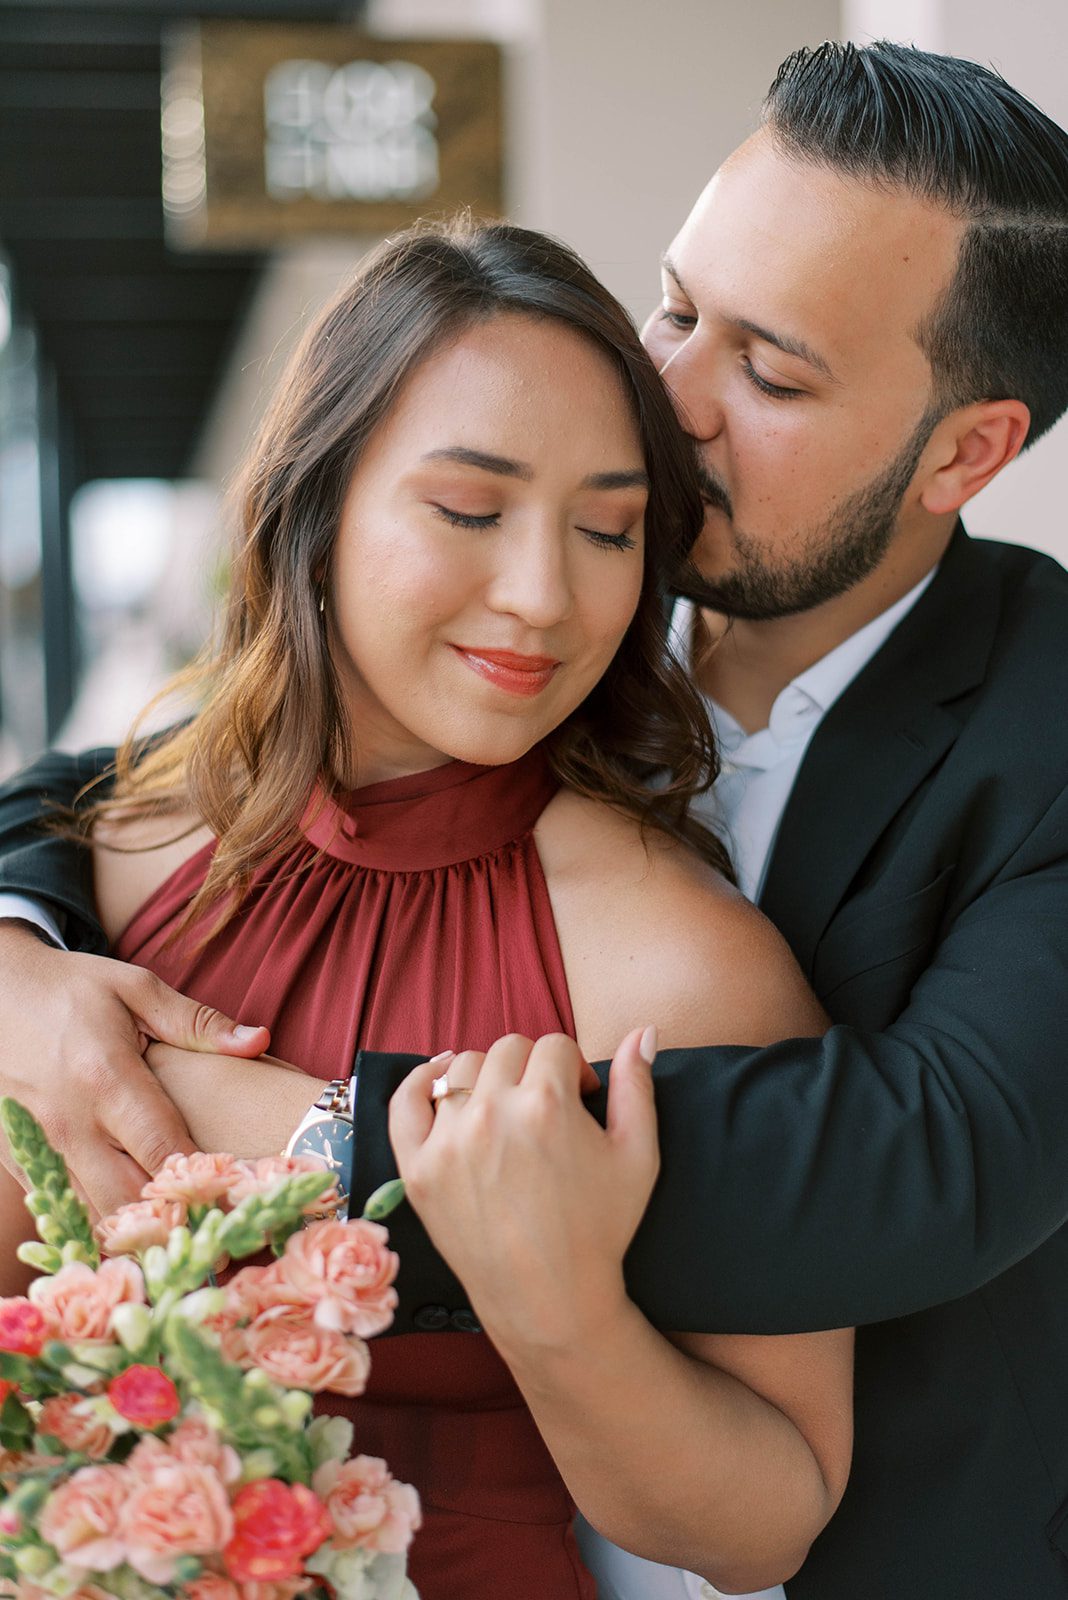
[3,527,1068,1598]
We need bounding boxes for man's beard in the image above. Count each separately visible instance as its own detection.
[673,410,938,622]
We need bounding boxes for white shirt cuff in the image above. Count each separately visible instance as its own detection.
[0,893,69,950]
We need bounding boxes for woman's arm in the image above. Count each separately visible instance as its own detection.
[393,799,849,1589]
[143,1045,320,1160]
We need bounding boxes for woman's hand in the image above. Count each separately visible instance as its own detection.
[389,1028,659,1356]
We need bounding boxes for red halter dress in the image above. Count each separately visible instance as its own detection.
[114,746,597,1599]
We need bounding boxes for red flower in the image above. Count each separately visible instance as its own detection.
[223,1479,331,1582]
[108,1364,181,1428]
[0,1297,50,1357]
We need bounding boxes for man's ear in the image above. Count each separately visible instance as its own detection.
[919,399,1031,515]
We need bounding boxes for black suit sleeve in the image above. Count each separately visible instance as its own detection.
[353,783,1068,1335]
[0,748,116,955]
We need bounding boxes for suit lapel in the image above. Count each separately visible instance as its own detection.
[758,528,1000,973]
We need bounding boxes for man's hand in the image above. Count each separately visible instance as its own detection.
[0,924,270,1216]
[389,1028,659,1356]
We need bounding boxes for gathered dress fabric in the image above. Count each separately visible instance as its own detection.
[114,745,597,1599]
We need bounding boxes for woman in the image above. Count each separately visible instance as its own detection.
[0,221,847,1598]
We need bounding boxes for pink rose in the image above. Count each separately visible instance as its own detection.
[119,1459,235,1584]
[223,1480,330,1583]
[226,1156,338,1214]
[0,1297,52,1356]
[169,1414,242,1485]
[30,1259,145,1346]
[276,1219,398,1336]
[243,1311,371,1396]
[37,1394,113,1459]
[39,1463,129,1570]
[96,1198,187,1257]
[108,1365,181,1428]
[312,1455,421,1554]
[142,1152,245,1209]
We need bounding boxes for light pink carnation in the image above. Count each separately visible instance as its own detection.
[243,1311,371,1396]
[276,1219,398,1337]
[226,1155,338,1214]
[39,1463,129,1570]
[169,1414,242,1485]
[37,1394,113,1459]
[30,1258,145,1346]
[225,1262,301,1324]
[119,1459,235,1584]
[142,1151,245,1208]
[96,1197,187,1257]
[312,1455,421,1554]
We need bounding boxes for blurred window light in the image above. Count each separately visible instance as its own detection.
[0,264,10,356]
[71,479,174,611]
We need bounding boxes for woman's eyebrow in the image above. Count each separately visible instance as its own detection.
[420,447,648,491]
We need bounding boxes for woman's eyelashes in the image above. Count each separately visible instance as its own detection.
[432,503,637,551]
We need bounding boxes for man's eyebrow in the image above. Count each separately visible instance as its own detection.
[660,254,838,384]
[420,449,648,493]
[731,317,838,383]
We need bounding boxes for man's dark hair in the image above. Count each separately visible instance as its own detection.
[764,40,1068,445]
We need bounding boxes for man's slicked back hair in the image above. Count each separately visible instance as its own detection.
[764,40,1068,444]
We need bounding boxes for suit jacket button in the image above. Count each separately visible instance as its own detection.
[413,1303,450,1331]
[450,1308,482,1333]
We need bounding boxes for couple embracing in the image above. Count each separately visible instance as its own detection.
[1,39,1068,1600]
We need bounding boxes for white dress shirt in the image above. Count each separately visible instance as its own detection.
[669,568,937,902]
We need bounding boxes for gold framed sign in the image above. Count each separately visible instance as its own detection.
[162,22,503,248]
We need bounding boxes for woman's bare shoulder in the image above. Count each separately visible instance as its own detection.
[536,789,827,1060]
[92,806,212,946]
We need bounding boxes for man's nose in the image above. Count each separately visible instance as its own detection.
[659,338,725,443]
[486,523,574,628]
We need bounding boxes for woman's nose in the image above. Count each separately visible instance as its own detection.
[486,524,574,628]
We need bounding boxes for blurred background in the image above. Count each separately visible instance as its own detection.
[1,0,1064,773]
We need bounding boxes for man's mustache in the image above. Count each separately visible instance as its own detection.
[695,466,733,519]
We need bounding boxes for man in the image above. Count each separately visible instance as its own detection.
[1,40,1068,1598]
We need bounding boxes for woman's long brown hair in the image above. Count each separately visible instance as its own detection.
[87,219,731,940]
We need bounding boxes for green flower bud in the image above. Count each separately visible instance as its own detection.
[24,1190,51,1218]
[308,1413,355,1467]
[16,1241,62,1274]
[243,1366,272,1391]
[252,1405,282,1429]
[13,1545,53,1578]
[61,1240,96,1267]
[167,1226,192,1268]
[239,1448,277,1482]
[280,1390,313,1428]
[172,1556,203,1585]
[362,1178,406,1221]
[174,1286,226,1324]
[142,1244,169,1285]
[110,1301,154,1352]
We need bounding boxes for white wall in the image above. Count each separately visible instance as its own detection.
[843,0,1068,561]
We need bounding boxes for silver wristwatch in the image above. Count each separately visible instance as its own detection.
[283,1078,354,1217]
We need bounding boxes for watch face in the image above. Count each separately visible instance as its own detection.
[292,1116,354,1206]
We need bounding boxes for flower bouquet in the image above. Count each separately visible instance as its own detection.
[0,1098,420,1600]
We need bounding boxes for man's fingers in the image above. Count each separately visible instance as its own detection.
[605,1025,659,1154]
[118,966,270,1058]
[78,1146,155,1221]
[105,1060,199,1176]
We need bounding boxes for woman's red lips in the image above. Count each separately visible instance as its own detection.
[451,646,561,697]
